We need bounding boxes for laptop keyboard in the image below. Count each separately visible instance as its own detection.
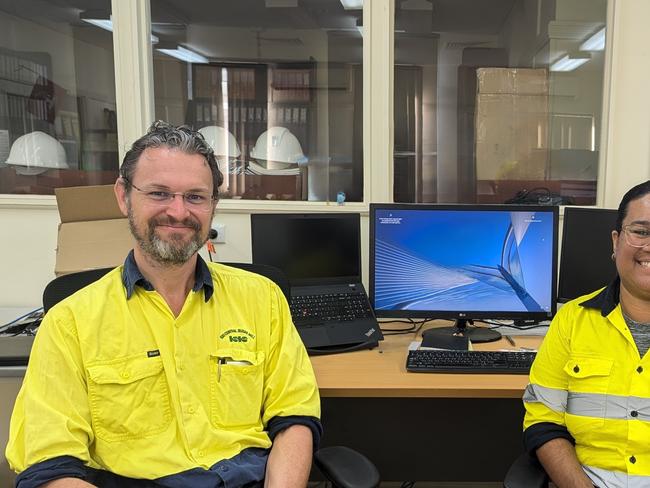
[290,292,374,324]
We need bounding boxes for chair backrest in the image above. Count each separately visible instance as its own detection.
[43,268,114,313]
[219,262,291,302]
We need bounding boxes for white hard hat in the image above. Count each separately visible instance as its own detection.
[5,131,68,175]
[250,126,307,165]
[199,125,241,158]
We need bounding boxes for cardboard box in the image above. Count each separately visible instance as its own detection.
[475,67,549,181]
[55,185,134,275]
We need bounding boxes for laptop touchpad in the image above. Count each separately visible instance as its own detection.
[298,327,330,347]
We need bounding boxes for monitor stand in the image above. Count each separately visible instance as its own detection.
[422,319,502,344]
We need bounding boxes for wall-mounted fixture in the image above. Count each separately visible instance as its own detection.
[550,53,591,72]
[156,45,209,64]
[580,27,606,51]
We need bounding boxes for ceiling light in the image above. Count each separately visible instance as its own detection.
[340,0,363,9]
[80,11,159,43]
[550,53,591,72]
[157,45,209,64]
[580,27,606,51]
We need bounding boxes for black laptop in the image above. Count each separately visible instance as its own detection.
[251,213,382,352]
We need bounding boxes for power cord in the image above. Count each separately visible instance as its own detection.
[379,318,435,335]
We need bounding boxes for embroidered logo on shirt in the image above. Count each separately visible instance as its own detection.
[147,350,161,358]
[219,328,256,343]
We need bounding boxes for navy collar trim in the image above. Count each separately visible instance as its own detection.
[121,250,214,302]
[578,276,620,317]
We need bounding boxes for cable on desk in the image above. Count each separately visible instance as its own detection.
[481,319,550,330]
[379,318,436,335]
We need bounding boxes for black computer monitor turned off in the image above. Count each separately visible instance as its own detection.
[369,204,559,342]
[558,207,618,302]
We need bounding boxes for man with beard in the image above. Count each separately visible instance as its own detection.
[6,122,321,488]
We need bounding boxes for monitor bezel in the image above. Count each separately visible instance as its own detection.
[557,206,618,303]
[369,203,559,320]
[251,212,362,287]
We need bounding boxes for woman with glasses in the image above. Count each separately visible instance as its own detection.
[522,180,650,488]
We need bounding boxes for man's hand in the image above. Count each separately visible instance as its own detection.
[43,478,96,487]
[537,438,594,488]
[264,424,313,488]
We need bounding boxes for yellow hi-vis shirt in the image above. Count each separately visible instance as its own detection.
[6,263,320,480]
[523,281,650,488]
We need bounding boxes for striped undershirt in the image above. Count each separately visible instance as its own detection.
[623,313,650,358]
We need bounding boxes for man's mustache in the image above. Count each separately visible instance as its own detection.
[149,216,201,232]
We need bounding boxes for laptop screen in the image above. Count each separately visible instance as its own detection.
[251,213,361,286]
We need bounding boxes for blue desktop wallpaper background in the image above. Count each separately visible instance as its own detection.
[373,209,554,313]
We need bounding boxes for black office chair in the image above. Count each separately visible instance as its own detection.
[43,267,115,313]
[503,452,549,488]
[42,264,380,488]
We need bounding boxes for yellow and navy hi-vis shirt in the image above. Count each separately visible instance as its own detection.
[6,253,321,487]
[523,278,650,488]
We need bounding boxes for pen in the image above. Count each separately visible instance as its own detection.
[505,335,516,347]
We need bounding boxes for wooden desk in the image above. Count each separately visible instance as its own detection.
[312,332,542,398]
[311,328,544,482]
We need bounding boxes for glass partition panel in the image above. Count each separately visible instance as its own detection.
[393,0,607,205]
[0,0,119,195]
[151,0,364,202]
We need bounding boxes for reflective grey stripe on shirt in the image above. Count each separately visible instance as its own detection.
[568,393,650,421]
[524,384,650,421]
[585,464,650,488]
[523,383,568,413]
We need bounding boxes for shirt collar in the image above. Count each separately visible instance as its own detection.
[122,250,214,302]
[578,276,620,316]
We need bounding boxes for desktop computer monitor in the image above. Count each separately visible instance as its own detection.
[558,207,618,303]
[370,204,558,342]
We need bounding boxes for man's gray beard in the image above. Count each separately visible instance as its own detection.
[127,207,206,266]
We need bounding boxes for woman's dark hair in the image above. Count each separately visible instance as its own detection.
[120,121,223,198]
[616,180,650,231]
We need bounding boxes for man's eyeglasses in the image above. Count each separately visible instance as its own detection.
[123,177,215,212]
[622,224,650,248]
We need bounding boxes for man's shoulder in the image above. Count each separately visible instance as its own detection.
[48,267,124,314]
[208,262,278,289]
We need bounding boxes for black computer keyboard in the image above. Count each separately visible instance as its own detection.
[406,349,536,374]
[290,292,374,324]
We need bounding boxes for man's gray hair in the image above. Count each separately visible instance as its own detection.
[120,121,223,197]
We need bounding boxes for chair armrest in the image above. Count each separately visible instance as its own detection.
[503,452,549,488]
[313,445,380,488]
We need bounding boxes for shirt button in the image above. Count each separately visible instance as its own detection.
[573,365,580,373]
[177,363,185,372]
[630,456,637,464]
[637,366,644,373]
[631,410,639,418]
[121,371,130,379]
[188,406,196,414]
[198,450,205,457]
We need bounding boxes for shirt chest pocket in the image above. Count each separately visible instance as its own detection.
[87,356,172,442]
[209,348,265,429]
[563,356,613,435]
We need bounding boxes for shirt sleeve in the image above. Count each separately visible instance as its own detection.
[14,456,89,488]
[261,283,322,448]
[522,303,573,453]
[5,306,95,476]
